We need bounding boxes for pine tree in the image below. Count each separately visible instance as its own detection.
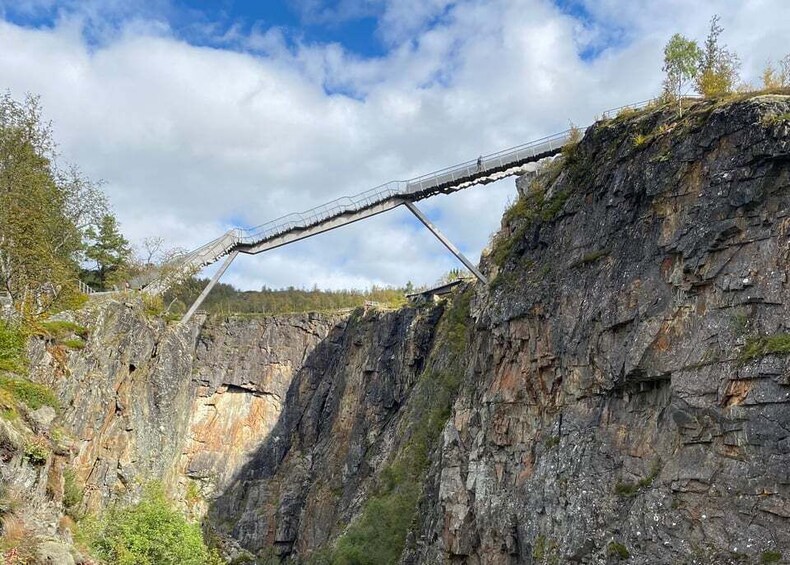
[85,214,130,289]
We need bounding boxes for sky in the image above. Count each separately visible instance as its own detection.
[1,0,789,291]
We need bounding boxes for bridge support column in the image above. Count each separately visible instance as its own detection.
[404,201,488,284]
[182,250,239,324]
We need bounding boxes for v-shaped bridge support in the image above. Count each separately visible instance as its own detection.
[404,201,487,284]
[181,200,487,323]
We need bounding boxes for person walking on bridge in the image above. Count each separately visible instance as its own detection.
[476,156,482,172]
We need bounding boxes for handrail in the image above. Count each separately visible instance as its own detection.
[140,96,672,293]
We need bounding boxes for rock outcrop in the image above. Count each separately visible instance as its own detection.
[405,94,790,564]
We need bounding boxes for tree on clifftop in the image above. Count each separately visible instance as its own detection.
[85,214,131,289]
[662,34,702,115]
[696,15,741,97]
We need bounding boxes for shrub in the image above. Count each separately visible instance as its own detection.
[62,338,86,350]
[142,294,165,318]
[23,437,50,465]
[86,484,215,565]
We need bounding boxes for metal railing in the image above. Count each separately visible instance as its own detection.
[142,96,671,292]
[77,280,96,295]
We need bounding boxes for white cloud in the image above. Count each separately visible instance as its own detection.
[1,0,788,290]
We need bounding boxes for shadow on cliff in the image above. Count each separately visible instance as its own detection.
[205,305,443,556]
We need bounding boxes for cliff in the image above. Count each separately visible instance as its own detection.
[1,93,788,565]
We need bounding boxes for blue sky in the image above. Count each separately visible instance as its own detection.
[1,0,789,290]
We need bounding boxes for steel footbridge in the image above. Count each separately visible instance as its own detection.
[135,99,655,322]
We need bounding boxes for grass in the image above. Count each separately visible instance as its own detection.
[62,338,86,350]
[0,321,27,374]
[39,320,89,340]
[0,375,59,412]
[761,550,782,564]
[63,468,84,513]
[740,334,790,362]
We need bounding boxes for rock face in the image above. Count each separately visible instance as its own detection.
[209,304,447,558]
[8,94,790,564]
[25,305,345,516]
[405,95,790,563]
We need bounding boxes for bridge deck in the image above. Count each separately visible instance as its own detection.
[141,129,569,293]
[139,97,661,294]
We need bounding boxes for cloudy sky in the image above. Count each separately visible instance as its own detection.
[1,0,789,290]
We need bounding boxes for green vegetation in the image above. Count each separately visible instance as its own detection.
[0,375,59,412]
[0,321,27,374]
[696,15,740,97]
[740,334,790,362]
[632,132,649,148]
[761,550,782,564]
[607,541,631,560]
[63,468,84,513]
[662,33,703,114]
[23,436,50,465]
[39,320,89,340]
[491,160,570,269]
[661,15,743,113]
[84,214,132,290]
[544,435,560,449]
[0,92,119,318]
[164,278,407,317]
[329,293,469,564]
[84,484,221,565]
[615,459,661,497]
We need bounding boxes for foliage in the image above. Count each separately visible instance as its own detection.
[740,334,790,362]
[491,161,569,270]
[632,132,649,148]
[39,319,89,340]
[142,294,165,318]
[23,436,50,465]
[85,484,216,565]
[62,468,84,511]
[696,15,740,97]
[0,321,26,374]
[761,550,782,564]
[84,214,132,290]
[0,375,59,411]
[0,92,107,318]
[662,34,702,114]
[607,541,630,560]
[165,278,407,316]
[330,294,469,564]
